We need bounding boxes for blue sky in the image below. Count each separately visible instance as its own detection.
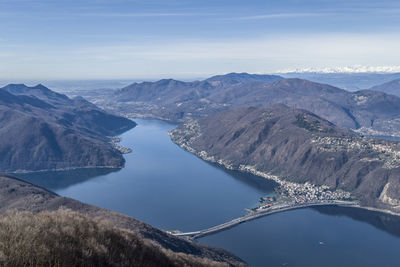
[1,0,400,79]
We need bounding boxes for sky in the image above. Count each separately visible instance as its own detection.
[1,0,400,80]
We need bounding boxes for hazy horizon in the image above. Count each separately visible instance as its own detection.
[1,0,400,79]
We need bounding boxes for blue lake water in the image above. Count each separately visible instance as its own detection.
[16,118,400,267]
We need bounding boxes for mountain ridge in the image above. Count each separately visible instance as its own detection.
[92,73,400,137]
[370,78,400,97]
[170,105,400,214]
[0,83,136,172]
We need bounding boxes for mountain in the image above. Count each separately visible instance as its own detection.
[1,210,228,267]
[97,73,282,121]
[281,72,400,91]
[96,73,400,137]
[2,83,70,104]
[206,72,284,86]
[170,105,400,214]
[0,84,136,172]
[0,174,247,266]
[1,84,135,136]
[370,78,400,97]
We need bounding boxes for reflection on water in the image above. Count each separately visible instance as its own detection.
[14,168,120,191]
[199,207,400,267]
[27,118,276,232]
[313,206,400,238]
[12,118,400,267]
[210,163,279,193]
[209,164,400,240]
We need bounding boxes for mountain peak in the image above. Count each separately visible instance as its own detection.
[33,84,50,90]
[1,83,70,103]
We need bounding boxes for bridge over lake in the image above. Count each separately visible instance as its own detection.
[172,200,359,239]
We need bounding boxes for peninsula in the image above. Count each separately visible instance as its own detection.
[170,105,400,216]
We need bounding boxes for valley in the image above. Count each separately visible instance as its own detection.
[3,0,400,265]
[12,118,400,267]
[2,74,400,266]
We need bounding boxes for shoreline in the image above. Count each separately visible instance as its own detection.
[8,133,133,174]
[170,134,400,218]
[110,136,132,154]
[8,165,122,174]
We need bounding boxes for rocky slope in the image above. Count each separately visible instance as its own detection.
[0,174,247,267]
[370,78,400,97]
[95,73,400,137]
[170,105,400,214]
[0,84,136,172]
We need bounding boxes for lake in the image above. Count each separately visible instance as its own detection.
[16,118,400,267]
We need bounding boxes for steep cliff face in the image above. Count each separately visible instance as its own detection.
[0,84,136,172]
[170,105,400,213]
[0,174,247,267]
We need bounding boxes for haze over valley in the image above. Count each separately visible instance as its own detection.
[1,0,400,266]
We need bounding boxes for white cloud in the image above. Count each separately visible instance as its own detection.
[277,65,400,74]
[70,12,212,18]
[233,12,329,20]
[65,33,399,60]
[1,33,400,79]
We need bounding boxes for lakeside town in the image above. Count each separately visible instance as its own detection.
[252,181,353,212]
[172,181,358,239]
